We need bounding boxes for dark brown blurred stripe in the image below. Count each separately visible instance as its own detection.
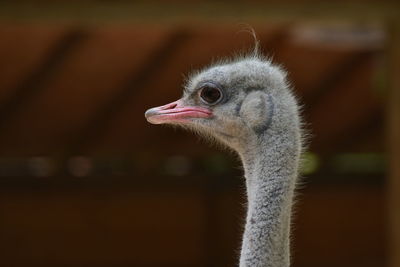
[0,28,88,129]
[63,29,191,156]
[305,51,376,111]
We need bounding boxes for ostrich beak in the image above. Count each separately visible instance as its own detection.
[145,100,212,125]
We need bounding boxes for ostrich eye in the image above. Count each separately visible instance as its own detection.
[199,84,222,105]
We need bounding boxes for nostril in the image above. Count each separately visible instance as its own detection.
[161,101,179,110]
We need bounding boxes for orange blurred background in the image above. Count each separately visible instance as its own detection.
[0,2,399,267]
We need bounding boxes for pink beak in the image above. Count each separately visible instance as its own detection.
[145,100,212,124]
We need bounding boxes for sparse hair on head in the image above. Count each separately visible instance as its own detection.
[236,24,261,58]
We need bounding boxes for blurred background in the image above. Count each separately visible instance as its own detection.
[0,1,399,267]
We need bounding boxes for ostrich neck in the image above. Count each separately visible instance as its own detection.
[238,133,299,267]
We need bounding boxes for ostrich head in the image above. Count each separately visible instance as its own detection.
[145,54,300,155]
[145,52,304,267]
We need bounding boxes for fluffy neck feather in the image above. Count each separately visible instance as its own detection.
[238,131,300,267]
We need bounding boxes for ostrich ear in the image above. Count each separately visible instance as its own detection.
[239,91,273,133]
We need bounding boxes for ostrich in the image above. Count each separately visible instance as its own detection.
[145,50,303,267]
